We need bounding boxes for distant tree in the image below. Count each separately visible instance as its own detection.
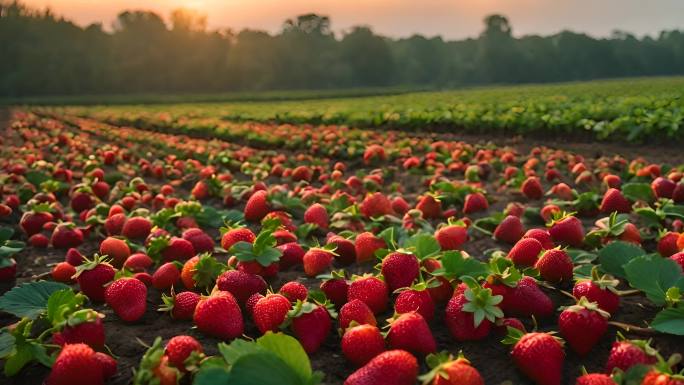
[340,26,394,86]
[282,13,331,35]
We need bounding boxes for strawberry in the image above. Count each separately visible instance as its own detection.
[394,285,435,322]
[445,279,502,341]
[348,275,389,314]
[603,174,622,189]
[344,350,418,385]
[326,235,356,265]
[221,227,256,251]
[99,237,130,268]
[159,290,200,320]
[216,269,266,304]
[392,196,411,215]
[658,232,681,257]
[575,373,616,385]
[641,369,684,385]
[355,232,387,263]
[599,188,631,214]
[244,189,270,222]
[0,203,11,217]
[291,165,312,182]
[671,251,684,271]
[53,311,106,350]
[193,291,244,340]
[303,247,335,277]
[74,255,116,303]
[288,300,334,353]
[558,297,609,355]
[549,183,575,201]
[277,242,306,269]
[416,194,442,219]
[133,337,180,385]
[253,293,291,334]
[65,247,86,266]
[502,276,554,318]
[572,270,620,314]
[28,233,49,248]
[320,270,350,308]
[360,192,394,218]
[121,216,152,240]
[549,213,585,247]
[381,251,419,291]
[463,192,488,214]
[165,335,202,371]
[363,144,387,165]
[50,222,84,249]
[604,335,657,373]
[535,248,574,283]
[541,204,562,223]
[181,227,214,253]
[124,253,153,272]
[304,203,329,229]
[387,311,436,355]
[245,292,264,316]
[231,225,281,278]
[279,281,308,302]
[180,253,224,291]
[435,223,468,251]
[20,206,53,236]
[104,213,126,236]
[504,329,565,385]
[618,223,642,245]
[339,299,377,329]
[51,261,76,283]
[162,237,195,262]
[494,215,525,244]
[507,237,543,267]
[46,343,104,385]
[418,351,484,385]
[152,262,180,290]
[93,352,117,379]
[105,277,148,322]
[651,177,676,199]
[341,324,385,366]
[521,176,543,200]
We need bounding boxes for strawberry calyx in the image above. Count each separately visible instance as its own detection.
[72,254,112,279]
[63,309,103,328]
[230,225,282,267]
[393,281,429,294]
[191,253,226,292]
[418,350,470,385]
[615,332,659,357]
[316,269,346,282]
[132,337,180,384]
[158,291,177,316]
[460,275,504,327]
[560,296,611,319]
[486,256,522,288]
[546,210,577,227]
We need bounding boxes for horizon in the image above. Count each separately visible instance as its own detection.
[19,0,684,39]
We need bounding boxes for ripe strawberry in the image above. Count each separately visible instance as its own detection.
[65,248,86,266]
[600,188,631,214]
[575,373,616,385]
[29,233,49,248]
[344,350,418,385]
[558,298,609,355]
[355,232,387,263]
[604,336,657,373]
[348,275,389,314]
[53,312,106,350]
[193,291,244,340]
[416,194,442,219]
[288,301,333,353]
[419,351,484,385]
[105,277,148,322]
[104,213,126,236]
[303,247,335,277]
[50,223,84,249]
[381,251,419,291]
[93,352,117,379]
[445,281,502,341]
[573,272,620,314]
[435,223,468,250]
[549,214,585,247]
[52,262,76,283]
[181,228,215,253]
[291,165,312,182]
[341,324,385,366]
[124,253,153,272]
[244,190,270,222]
[165,335,202,371]
[502,276,554,318]
[46,343,104,385]
[99,237,130,268]
[152,262,180,290]
[387,311,436,355]
[541,204,562,223]
[279,281,308,302]
[363,144,387,165]
[463,192,488,214]
[121,216,152,240]
[74,255,116,303]
[505,330,565,385]
[221,227,255,251]
[278,242,306,269]
[339,299,377,329]
[658,232,681,257]
[0,203,11,217]
[20,207,53,236]
[320,270,350,308]
[360,192,394,218]
[326,235,356,265]
[253,293,291,334]
[304,203,329,229]
[671,251,684,271]
[394,286,435,322]
[216,269,266,304]
[392,196,411,215]
[245,292,264,316]
[162,237,195,262]
[524,228,555,249]
[521,176,543,200]
[641,370,684,385]
[535,248,574,283]
[548,183,575,201]
[494,215,525,244]
[159,290,200,320]
[651,177,676,199]
[507,237,543,267]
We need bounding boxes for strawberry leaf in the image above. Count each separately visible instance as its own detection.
[598,241,645,279]
[650,307,684,335]
[45,288,86,327]
[432,251,490,281]
[624,255,684,306]
[403,233,440,260]
[622,183,655,203]
[256,332,316,384]
[0,281,70,319]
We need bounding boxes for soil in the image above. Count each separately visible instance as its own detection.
[1,109,683,385]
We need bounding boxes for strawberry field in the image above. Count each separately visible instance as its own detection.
[1,85,684,385]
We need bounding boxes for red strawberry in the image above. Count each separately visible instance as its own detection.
[278,242,306,269]
[65,248,86,266]
[360,192,394,218]
[348,275,389,314]
[435,223,468,251]
[104,213,126,236]
[244,190,270,222]
[19,208,54,236]
[288,301,333,353]
[279,281,308,302]
[355,232,387,263]
[304,203,329,229]
[159,290,200,320]
[74,255,116,303]
[152,262,180,290]
[339,299,377,329]
[535,248,574,283]
[572,271,620,314]
[549,214,585,247]
[303,247,335,277]
[604,336,657,373]
[381,251,419,291]
[416,195,442,219]
[641,370,684,385]
[99,237,130,268]
[651,177,676,199]
[658,232,681,257]
[29,233,49,248]
[502,276,554,318]
[392,196,411,215]
[575,373,616,385]
[216,269,266,304]
[93,352,117,379]
[505,330,565,385]
[521,177,543,200]
[600,188,631,214]
[419,351,484,385]
[558,298,609,355]
[46,343,104,385]
[387,311,436,355]
[253,293,291,334]
[162,237,195,262]
[50,223,84,249]
[221,227,256,251]
[105,277,147,322]
[0,203,11,217]
[671,251,684,271]
[344,350,418,385]
[52,262,77,283]
[445,281,501,341]
[165,335,202,371]
[245,293,264,316]
[463,193,488,214]
[394,286,435,322]
[193,291,244,340]
[53,312,106,350]
[326,235,356,265]
[494,215,525,244]
[320,270,349,308]
[507,237,543,267]
[291,165,312,182]
[121,216,152,240]
[341,324,385,366]
[523,228,555,249]
[181,228,214,253]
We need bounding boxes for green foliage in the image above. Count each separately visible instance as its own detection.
[0,281,70,319]
[624,255,684,306]
[598,241,645,279]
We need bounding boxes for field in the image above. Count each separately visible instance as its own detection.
[1,77,684,385]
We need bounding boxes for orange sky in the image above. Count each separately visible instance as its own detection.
[22,0,684,39]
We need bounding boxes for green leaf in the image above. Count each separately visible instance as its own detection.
[218,339,264,365]
[0,228,14,242]
[46,289,84,326]
[25,171,49,187]
[434,251,490,280]
[598,241,645,278]
[194,366,232,385]
[403,233,440,259]
[0,281,70,319]
[622,183,654,203]
[4,342,32,376]
[624,255,684,306]
[227,351,305,385]
[0,332,15,358]
[256,332,312,384]
[651,307,684,335]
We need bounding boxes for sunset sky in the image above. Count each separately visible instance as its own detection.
[21,0,684,39]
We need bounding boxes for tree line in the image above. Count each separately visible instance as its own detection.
[2,1,684,97]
